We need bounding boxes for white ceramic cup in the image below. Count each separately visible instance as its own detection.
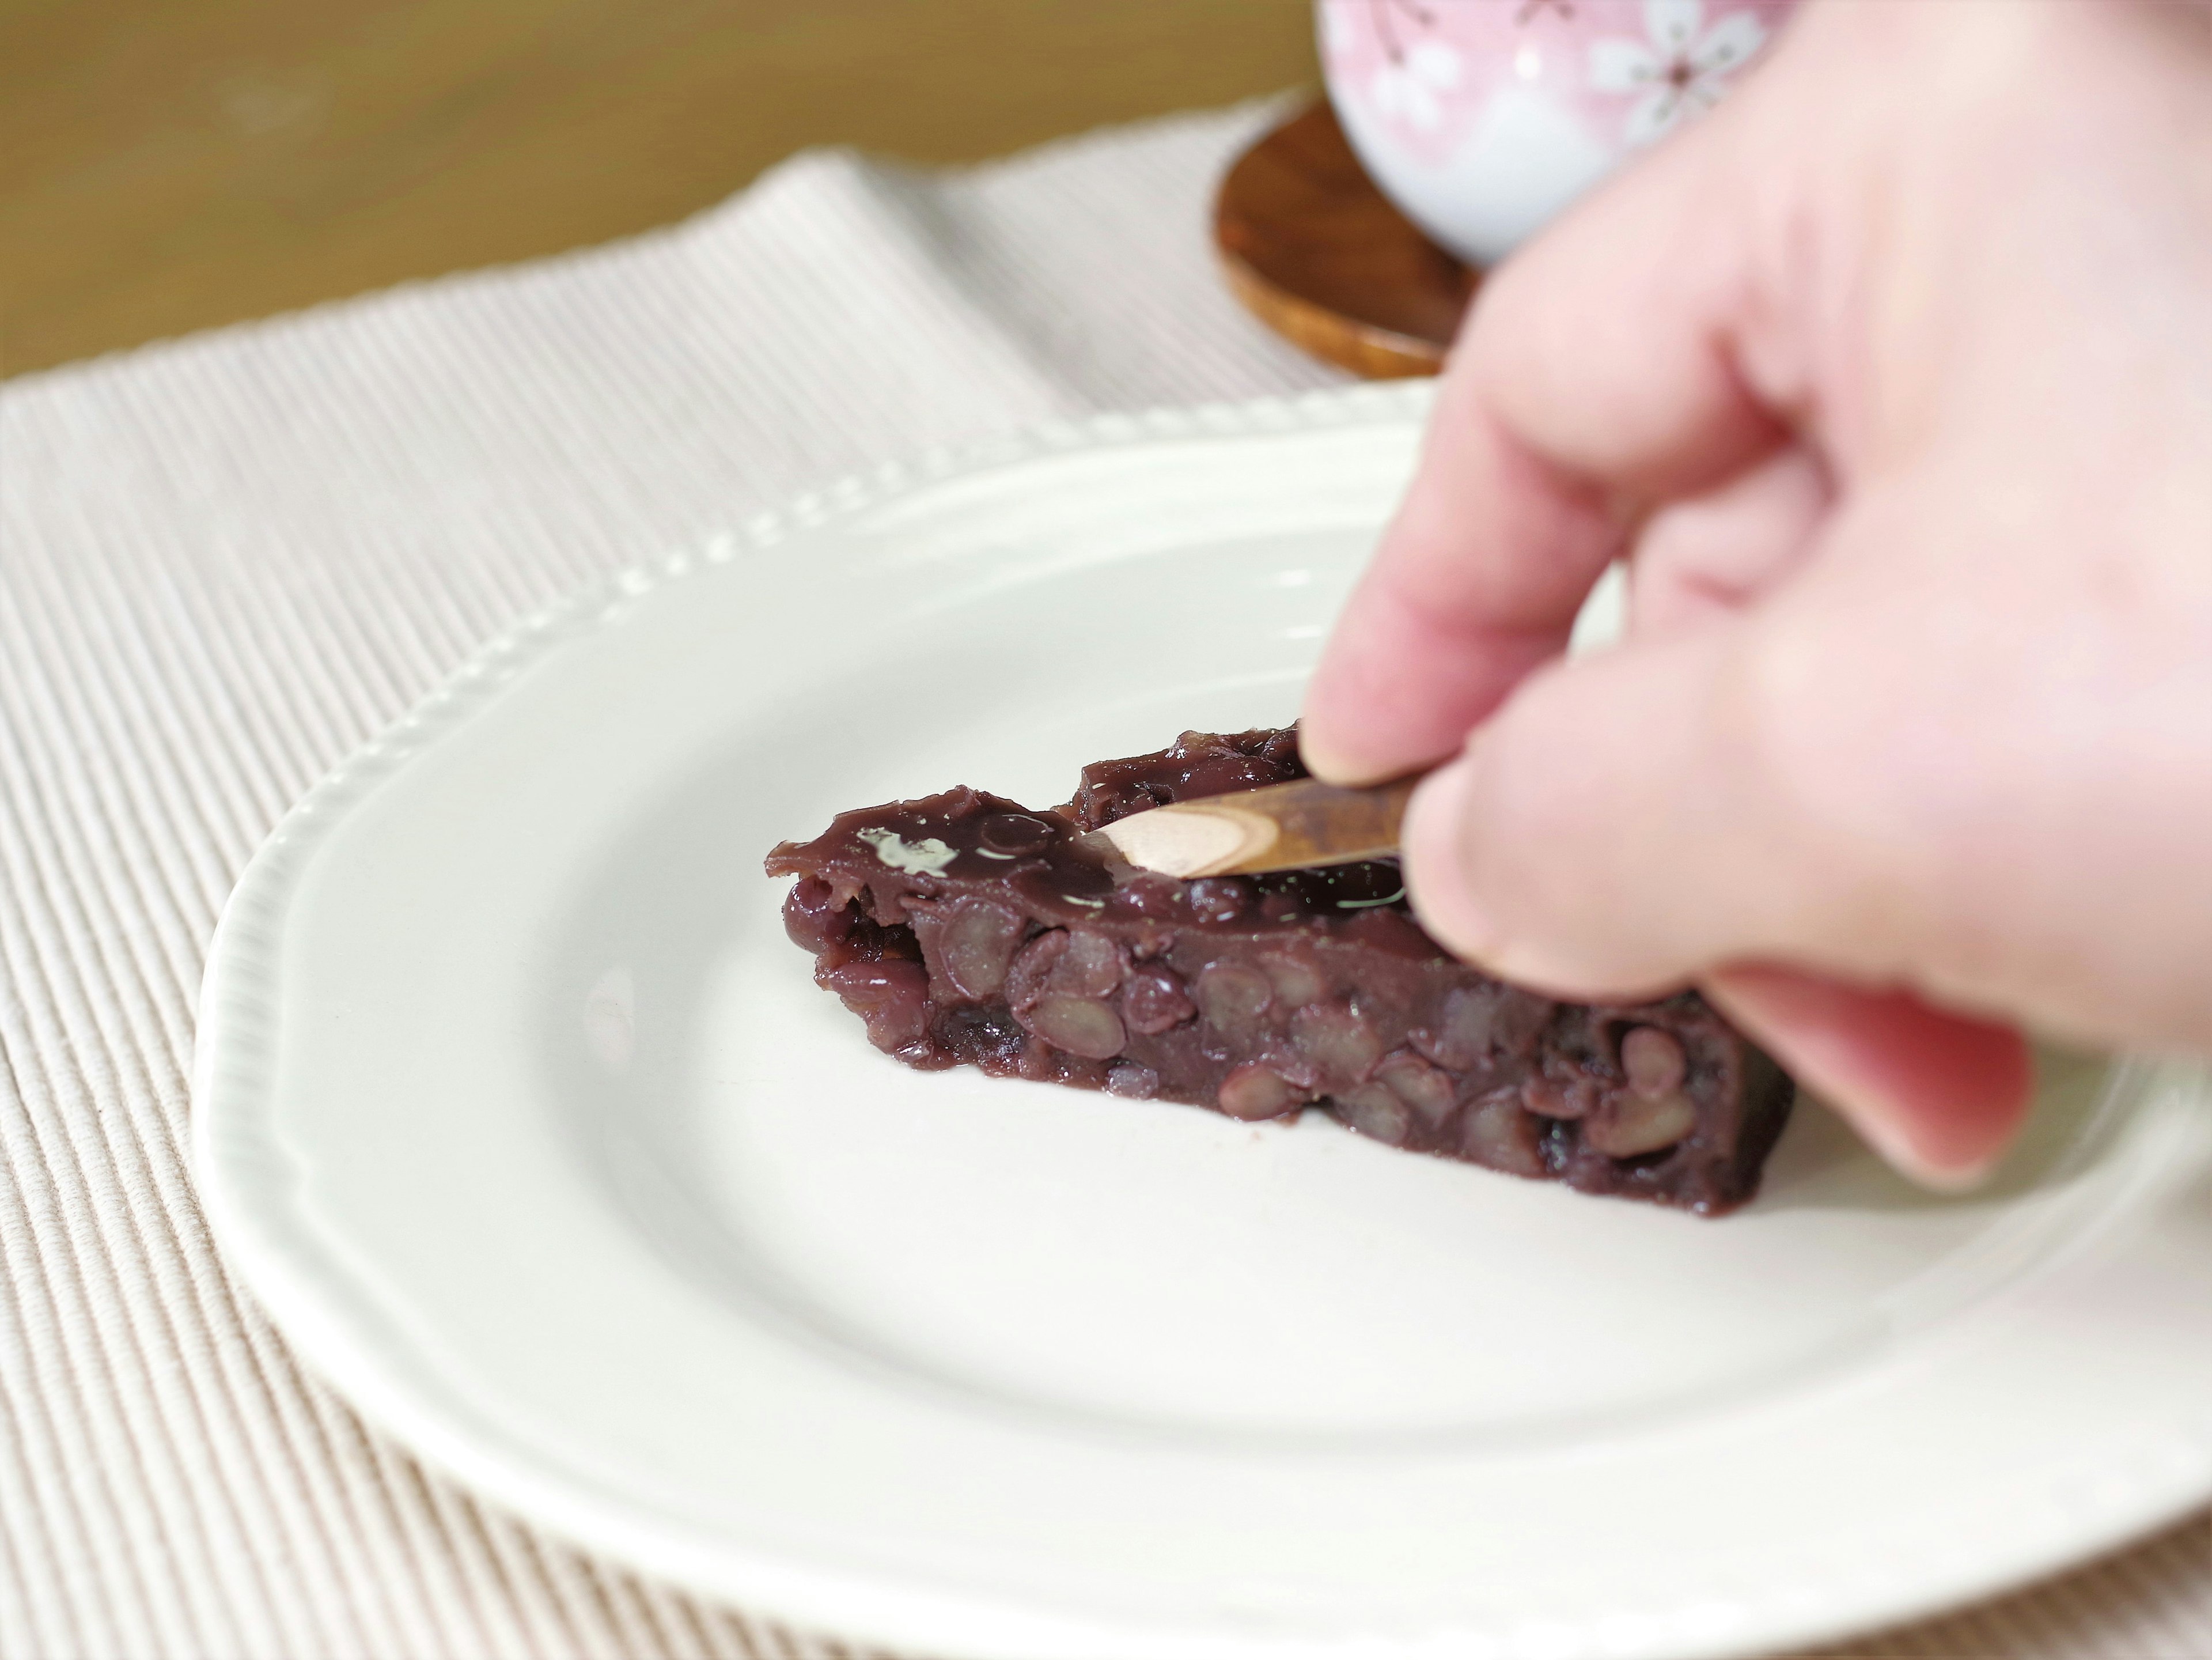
[1319,0,1799,267]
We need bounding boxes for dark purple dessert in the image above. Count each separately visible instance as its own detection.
[764,728,1793,1215]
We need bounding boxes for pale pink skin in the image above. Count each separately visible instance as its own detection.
[1320,0,1799,165]
[1301,0,2212,1188]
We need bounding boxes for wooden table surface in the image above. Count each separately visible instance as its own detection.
[0,0,1315,377]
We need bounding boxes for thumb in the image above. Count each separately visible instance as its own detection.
[1400,618,2036,1185]
[1402,621,1815,995]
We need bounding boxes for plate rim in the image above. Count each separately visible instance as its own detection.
[191,383,2212,1660]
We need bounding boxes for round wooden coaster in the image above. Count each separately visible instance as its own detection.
[1214,99,1476,380]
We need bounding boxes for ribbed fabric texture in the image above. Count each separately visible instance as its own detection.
[0,101,2205,1660]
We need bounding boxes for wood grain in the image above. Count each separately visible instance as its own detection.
[1212,98,1474,379]
[0,0,1316,376]
[1096,774,1417,878]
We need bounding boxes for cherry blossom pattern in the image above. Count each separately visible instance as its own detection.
[1588,0,1767,147]
[1370,39,1465,132]
[1362,0,1464,134]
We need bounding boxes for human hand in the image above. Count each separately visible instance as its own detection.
[1300,0,2212,1186]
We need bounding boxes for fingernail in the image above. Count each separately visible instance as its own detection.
[1402,754,1505,967]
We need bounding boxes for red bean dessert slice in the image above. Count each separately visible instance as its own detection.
[764,728,1794,1215]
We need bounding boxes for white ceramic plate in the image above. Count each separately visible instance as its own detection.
[195,387,2212,1660]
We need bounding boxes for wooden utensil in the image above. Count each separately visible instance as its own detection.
[1089,775,1416,879]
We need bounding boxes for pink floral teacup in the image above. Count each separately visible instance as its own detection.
[1319,0,1800,265]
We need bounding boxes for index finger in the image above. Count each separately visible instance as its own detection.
[1299,75,1794,786]
[1298,388,1622,785]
